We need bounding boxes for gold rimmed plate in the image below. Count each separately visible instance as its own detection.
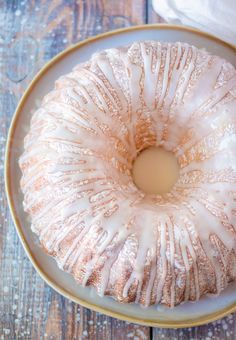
[5,24,236,328]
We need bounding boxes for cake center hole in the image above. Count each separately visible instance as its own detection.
[132,146,180,195]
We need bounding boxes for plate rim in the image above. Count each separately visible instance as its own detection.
[5,23,236,328]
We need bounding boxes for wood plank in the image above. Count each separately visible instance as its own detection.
[152,313,236,340]
[0,0,150,339]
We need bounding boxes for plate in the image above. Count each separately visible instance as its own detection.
[5,24,236,328]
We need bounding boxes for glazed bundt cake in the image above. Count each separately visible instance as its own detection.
[19,41,236,307]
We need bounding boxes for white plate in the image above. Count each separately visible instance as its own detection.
[5,25,236,328]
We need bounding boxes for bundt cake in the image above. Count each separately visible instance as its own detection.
[19,41,236,307]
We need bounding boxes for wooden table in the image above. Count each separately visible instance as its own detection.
[0,1,235,339]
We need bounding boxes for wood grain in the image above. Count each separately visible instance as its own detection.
[0,0,235,339]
